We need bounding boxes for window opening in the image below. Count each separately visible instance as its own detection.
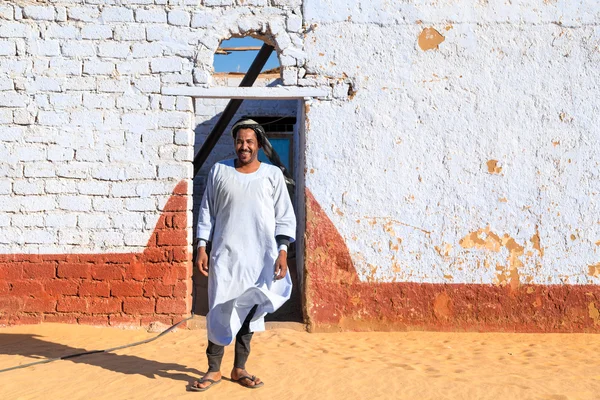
[213,37,279,74]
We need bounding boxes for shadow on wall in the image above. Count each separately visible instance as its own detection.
[0,333,204,385]
[0,182,191,327]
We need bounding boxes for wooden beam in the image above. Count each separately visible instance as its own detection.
[217,46,263,52]
[162,86,330,99]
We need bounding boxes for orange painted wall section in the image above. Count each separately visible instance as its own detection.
[304,189,600,333]
[0,181,192,328]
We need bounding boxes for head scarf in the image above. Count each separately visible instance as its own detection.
[231,118,295,189]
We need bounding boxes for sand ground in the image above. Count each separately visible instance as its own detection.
[0,322,598,400]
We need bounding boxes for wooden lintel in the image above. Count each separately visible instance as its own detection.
[216,46,263,53]
[161,86,331,99]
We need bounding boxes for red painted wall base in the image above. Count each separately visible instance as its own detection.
[304,189,600,333]
[0,181,192,328]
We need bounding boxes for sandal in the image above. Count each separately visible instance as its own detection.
[232,375,264,389]
[190,378,221,392]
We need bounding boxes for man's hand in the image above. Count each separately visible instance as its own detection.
[195,247,209,277]
[274,251,288,280]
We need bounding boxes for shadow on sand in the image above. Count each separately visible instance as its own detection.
[0,333,207,390]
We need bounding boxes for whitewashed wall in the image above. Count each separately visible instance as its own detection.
[1,0,598,290]
[303,0,600,285]
[0,1,305,255]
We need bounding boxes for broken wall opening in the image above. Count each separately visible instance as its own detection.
[213,37,280,74]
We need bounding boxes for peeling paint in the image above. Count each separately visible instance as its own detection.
[4,0,600,334]
[588,302,600,325]
[459,227,525,289]
[299,1,600,332]
[559,111,573,123]
[305,191,600,333]
[347,83,358,100]
[531,229,544,257]
[459,227,503,252]
[418,27,445,51]
[486,160,503,174]
[433,292,453,319]
[331,204,344,216]
[434,243,453,258]
[383,220,395,235]
[365,216,431,235]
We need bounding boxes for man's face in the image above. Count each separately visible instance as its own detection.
[235,128,261,165]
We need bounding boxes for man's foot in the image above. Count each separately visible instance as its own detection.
[191,371,222,391]
[231,368,264,389]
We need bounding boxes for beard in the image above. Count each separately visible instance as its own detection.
[237,150,254,164]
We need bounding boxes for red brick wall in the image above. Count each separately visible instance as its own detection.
[0,181,192,328]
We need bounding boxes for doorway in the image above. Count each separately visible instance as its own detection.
[191,99,306,323]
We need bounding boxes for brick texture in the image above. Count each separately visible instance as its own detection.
[0,2,301,330]
[0,182,192,328]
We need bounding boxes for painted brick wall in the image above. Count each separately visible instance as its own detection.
[301,0,600,331]
[3,0,600,333]
[0,181,191,327]
[0,0,306,327]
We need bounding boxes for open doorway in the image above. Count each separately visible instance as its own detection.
[191,37,304,323]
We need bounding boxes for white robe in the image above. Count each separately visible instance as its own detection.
[197,159,296,346]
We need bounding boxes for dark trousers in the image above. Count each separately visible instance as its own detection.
[206,305,257,372]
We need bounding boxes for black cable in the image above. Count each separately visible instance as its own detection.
[0,314,194,374]
[259,116,289,126]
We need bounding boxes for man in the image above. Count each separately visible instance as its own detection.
[191,119,296,391]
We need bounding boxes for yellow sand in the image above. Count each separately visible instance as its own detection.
[0,323,598,399]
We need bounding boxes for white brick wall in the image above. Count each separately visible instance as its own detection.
[0,180,12,195]
[0,5,14,20]
[83,60,115,75]
[168,10,190,26]
[23,6,56,22]
[62,41,96,57]
[116,60,149,75]
[0,41,16,56]
[101,7,134,23]
[45,179,79,194]
[28,40,61,57]
[81,24,113,40]
[135,9,167,24]
[98,42,130,58]
[114,25,146,41]
[150,57,183,73]
[0,2,302,254]
[0,92,28,107]
[49,59,82,76]
[67,7,100,23]
[46,25,80,40]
